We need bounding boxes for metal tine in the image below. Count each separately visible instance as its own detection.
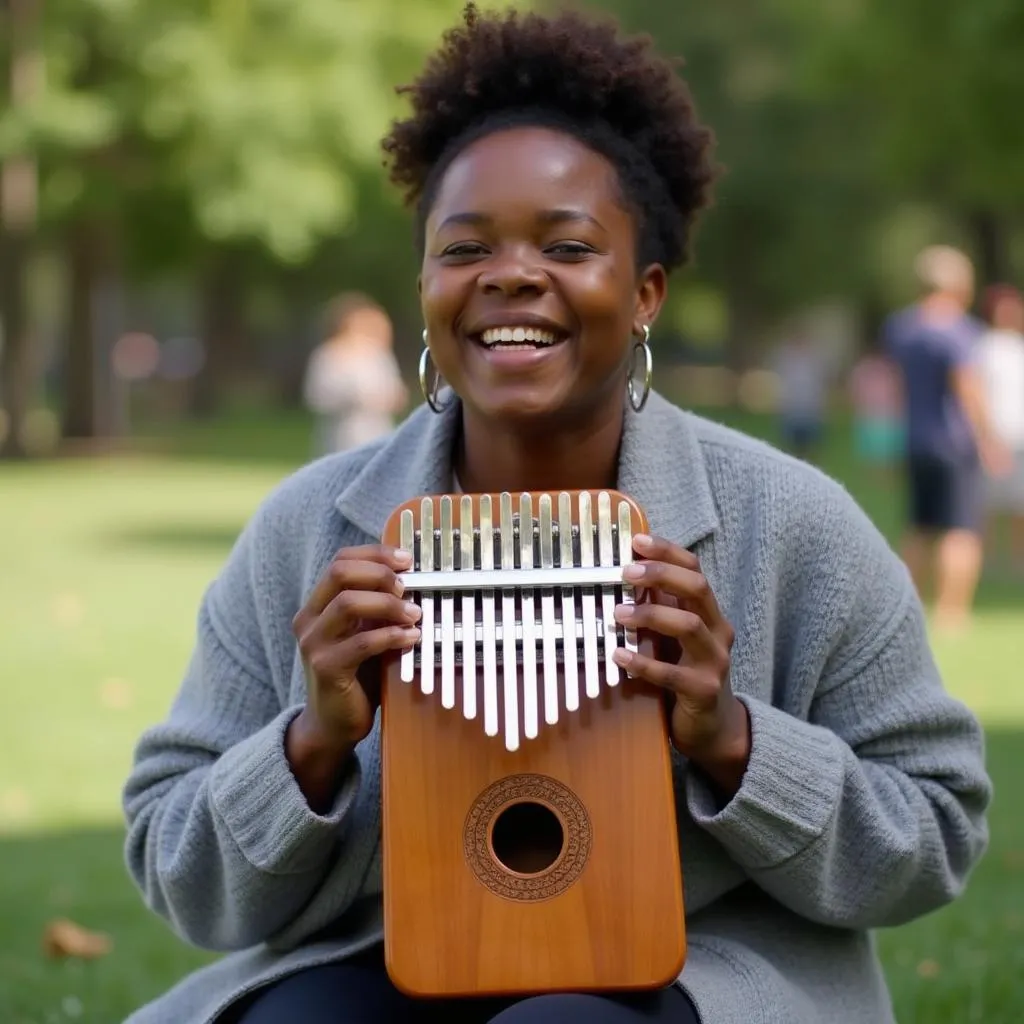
[538,495,559,726]
[598,492,620,686]
[439,497,456,709]
[618,501,638,655]
[578,492,600,699]
[479,495,499,737]
[459,496,477,720]
[558,492,580,712]
[519,493,539,741]
[419,498,435,696]
[402,564,624,591]
[400,509,416,683]
[499,493,519,752]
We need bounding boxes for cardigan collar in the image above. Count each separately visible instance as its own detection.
[335,390,719,552]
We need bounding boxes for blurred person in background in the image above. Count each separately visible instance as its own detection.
[848,339,904,480]
[883,245,1011,631]
[303,293,409,456]
[772,331,829,463]
[977,284,1024,575]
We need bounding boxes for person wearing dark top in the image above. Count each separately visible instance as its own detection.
[883,245,1011,630]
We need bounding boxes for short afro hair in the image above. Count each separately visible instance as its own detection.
[381,3,719,272]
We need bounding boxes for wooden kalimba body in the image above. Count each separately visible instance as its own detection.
[380,490,685,998]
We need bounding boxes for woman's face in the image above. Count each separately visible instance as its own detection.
[419,126,666,428]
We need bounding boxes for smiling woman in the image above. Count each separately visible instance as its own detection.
[119,5,990,1024]
[420,126,664,434]
[387,5,715,468]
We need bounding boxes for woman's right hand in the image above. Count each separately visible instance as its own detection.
[286,545,420,808]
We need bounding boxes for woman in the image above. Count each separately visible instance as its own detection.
[121,7,991,1024]
[302,292,408,457]
[977,284,1024,573]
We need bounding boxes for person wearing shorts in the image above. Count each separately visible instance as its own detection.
[883,246,1009,630]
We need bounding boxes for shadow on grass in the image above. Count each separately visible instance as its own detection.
[0,728,1020,1024]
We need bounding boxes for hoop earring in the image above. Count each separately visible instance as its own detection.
[419,329,449,414]
[627,325,653,412]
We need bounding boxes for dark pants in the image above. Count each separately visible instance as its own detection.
[906,451,982,532]
[226,948,700,1024]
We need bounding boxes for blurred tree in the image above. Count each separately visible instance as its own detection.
[805,0,1024,284]
[0,0,472,443]
[586,0,881,365]
[124,0,474,415]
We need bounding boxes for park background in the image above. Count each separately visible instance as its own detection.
[1,0,1022,1021]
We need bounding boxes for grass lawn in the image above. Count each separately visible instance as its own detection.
[0,404,1021,1023]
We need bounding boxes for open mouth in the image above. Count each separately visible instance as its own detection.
[474,326,567,350]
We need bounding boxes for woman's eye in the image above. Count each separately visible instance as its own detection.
[441,242,488,258]
[546,242,596,258]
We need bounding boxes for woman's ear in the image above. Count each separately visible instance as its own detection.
[634,263,668,335]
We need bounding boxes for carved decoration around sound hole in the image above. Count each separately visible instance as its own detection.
[463,774,592,902]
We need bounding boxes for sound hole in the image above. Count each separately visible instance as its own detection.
[490,801,565,876]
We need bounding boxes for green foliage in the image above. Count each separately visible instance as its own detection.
[4,0,1022,360]
[587,0,881,314]
[1,0,474,262]
[807,0,1024,210]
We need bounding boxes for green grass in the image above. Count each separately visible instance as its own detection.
[0,404,1021,1023]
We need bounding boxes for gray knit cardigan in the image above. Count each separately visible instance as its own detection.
[121,392,991,1024]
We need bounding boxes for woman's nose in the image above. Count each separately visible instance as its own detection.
[477,249,549,297]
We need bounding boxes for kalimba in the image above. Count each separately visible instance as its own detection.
[380,489,685,998]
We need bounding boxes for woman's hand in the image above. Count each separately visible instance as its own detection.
[287,544,421,810]
[613,534,750,797]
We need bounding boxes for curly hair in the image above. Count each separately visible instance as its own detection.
[381,3,719,271]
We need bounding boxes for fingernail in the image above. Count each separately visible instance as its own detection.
[394,548,413,564]
[403,601,421,621]
[614,605,635,622]
[633,533,653,549]
[403,627,421,641]
[613,648,634,667]
[623,563,646,581]
[394,577,406,596]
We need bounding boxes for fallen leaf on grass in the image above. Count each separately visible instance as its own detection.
[42,919,112,961]
[52,593,85,627]
[1002,850,1024,871]
[99,677,135,710]
[916,959,940,979]
[0,787,32,824]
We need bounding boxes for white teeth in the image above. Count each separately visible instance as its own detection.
[480,326,559,346]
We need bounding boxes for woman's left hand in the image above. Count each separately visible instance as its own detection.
[613,533,751,797]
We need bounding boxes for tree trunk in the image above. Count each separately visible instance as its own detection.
[190,249,248,417]
[61,220,107,440]
[968,209,1010,288]
[725,295,762,372]
[0,220,33,458]
[0,0,41,459]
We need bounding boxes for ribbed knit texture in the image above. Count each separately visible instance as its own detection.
[121,393,991,1024]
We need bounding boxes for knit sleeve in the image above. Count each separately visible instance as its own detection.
[121,496,376,952]
[685,494,991,930]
